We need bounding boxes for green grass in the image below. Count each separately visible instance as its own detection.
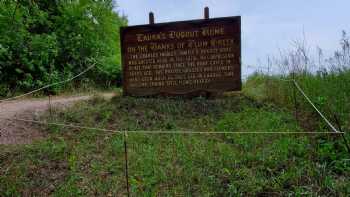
[1,94,349,196]
[244,71,350,132]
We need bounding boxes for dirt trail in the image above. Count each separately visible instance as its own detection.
[0,93,115,145]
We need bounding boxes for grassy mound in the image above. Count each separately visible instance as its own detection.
[1,95,349,196]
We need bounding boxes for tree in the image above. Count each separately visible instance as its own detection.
[0,0,127,95]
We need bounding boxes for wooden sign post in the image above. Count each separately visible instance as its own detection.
[204,7,209,19]
[121,7,241,96]
[149,12,154,25]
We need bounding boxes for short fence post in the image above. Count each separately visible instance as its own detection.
[292,73,298,122]
[123,131,131,197]
[49,95,52,118]
[333,114,350,156]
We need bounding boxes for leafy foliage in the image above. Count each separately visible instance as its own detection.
[0,0,127,95]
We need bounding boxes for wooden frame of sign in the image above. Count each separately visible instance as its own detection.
[120,10,241,97]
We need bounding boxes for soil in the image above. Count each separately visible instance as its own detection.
[0,93,115,145]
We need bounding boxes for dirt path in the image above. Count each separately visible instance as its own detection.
[0,93,115,145]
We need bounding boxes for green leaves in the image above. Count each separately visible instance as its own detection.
[0,0,127,94]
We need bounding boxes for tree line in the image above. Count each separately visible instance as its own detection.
[0,0,127,96]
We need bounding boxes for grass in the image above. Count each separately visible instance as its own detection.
[1,93,349,196]
[244,71,350,132]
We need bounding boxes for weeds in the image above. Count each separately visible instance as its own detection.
[1,94,349,196]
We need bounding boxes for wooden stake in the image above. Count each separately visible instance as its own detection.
[123,131,130,197]
[204,7,209,19]
[149,12,155,24]
[292,72,298,122]
[49,95,52,118]
[333,114,350,156]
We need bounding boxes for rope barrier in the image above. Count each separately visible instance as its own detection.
[292,79,341,133]
[0,65,344,136]
[0,63,96,103]
[243,73,344,135]
[252,75,342,134]
[0,117,344,134]
[123,131,342,134]
[273,78,294,82]
[0,117,118,133]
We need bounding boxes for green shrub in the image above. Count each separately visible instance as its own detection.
[0,0,127,94]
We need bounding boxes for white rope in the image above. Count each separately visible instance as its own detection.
[0,117,344,134]
[242,73,293,82]
[0,63,96,103]
[0,67,341,135]
[270,78,293,82]
[292,79,340,133]
[0,117,119,133]
[245,75,340,134]
[123,131,342,134]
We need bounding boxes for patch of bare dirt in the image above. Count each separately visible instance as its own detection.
[0,93,115,145]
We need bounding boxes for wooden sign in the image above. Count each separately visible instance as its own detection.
[120,13,241,96]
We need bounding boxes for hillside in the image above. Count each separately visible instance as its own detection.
[1,1,350,196]
[1,91,349,196]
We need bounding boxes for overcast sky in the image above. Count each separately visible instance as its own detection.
[115,0,349,75]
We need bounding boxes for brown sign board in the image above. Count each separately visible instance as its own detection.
[120,16,241,96]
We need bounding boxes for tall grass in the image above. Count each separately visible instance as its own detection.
[244,32,350,174]
[245,31,350,131]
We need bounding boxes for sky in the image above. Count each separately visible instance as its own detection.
[115,0,350,75]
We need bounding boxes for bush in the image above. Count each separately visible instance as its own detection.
[0,0,127,95]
